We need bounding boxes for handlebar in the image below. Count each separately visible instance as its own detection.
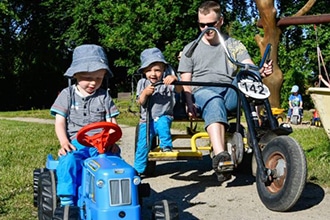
[185,27,271,73]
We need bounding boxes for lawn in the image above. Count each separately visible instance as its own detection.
[0,102,329,219]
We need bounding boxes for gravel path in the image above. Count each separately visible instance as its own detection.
[2,117,329,219]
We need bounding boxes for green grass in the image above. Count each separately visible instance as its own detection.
[0,120,58,220]
[0,100,329,219]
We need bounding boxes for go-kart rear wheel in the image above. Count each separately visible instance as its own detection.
[52,206,81,220]
[33,168,45,207]
[38,169,58,220]
[152,200,179,220]
[256,136,307,212]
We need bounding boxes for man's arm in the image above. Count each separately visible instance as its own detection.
[180,72,197,118]
[319,75,330,88]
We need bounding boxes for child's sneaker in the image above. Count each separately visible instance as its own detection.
[60,196,74,207]
[161,147,172,152]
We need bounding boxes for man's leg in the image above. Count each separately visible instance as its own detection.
[194,87,233,182]
[206,122,225,155]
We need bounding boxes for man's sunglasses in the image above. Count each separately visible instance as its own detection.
[198,21,218,28]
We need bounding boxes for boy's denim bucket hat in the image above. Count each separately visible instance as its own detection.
[138,48,167,74]
[64,44,113,78]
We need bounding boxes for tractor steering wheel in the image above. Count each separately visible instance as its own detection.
[76,122,122,154]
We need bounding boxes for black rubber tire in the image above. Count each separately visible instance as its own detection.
[52,206,81,220]
[256,136,307,212]
[134,124,156,176]
[251,153,257,177]
[232,132,244,164]
[152,200,179,220]
[227,123,245,164]
[33,168,45,207]
[138,183,151,198]
[38,169,58,220]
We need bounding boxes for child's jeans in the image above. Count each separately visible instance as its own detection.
[56,139,120,197]
[134,115,173,174]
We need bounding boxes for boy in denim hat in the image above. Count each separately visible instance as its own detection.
[50,44,120,206]
[134,48,182,176]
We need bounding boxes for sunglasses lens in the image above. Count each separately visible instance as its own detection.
[198,21,217,28]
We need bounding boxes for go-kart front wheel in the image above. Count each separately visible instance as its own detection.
[291,115,299,125]
[256,136,307,212]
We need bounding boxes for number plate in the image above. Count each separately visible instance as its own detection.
[238,80,270,99]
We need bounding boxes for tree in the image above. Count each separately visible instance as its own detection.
[255,0,330,107]
[1,0,329,110]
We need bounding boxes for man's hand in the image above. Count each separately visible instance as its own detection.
[260,60,273,78]
[186,102,198,119]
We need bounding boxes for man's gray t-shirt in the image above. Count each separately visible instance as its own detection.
[178,34,251,92]
[136,78,175,121]
[50,85,119,139]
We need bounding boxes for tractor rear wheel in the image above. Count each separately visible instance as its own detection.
[37,169,58,220]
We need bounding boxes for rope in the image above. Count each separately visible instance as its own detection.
[314,24,330,86]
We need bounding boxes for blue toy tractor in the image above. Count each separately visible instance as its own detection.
[33,122,179,220]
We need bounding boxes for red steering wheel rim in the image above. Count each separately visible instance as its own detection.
[76,122,122,154]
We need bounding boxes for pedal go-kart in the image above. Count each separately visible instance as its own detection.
[289,106,303,125]
[33,122,178,220]
[140,27,307,212]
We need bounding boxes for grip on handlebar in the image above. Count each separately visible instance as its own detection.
[259,44,272,68]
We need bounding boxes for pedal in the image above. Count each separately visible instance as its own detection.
[217,161,235,172]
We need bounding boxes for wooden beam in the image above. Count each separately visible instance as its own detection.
[257,14,330,28]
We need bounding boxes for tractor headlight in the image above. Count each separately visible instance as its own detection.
[133,176,141,185]
[96,179,105,188]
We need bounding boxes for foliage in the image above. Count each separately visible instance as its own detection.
[279,23,330,110]
[1,0,330,111]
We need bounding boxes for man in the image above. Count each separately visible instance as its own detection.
[178,1,273,182]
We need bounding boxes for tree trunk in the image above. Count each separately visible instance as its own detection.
[255,0,282,107]
[255,0,317,107]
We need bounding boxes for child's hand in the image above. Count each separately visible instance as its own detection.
[163,75,178,85]
[58,141,76,156]
[143,85,155,96]
[105,143,120,154]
